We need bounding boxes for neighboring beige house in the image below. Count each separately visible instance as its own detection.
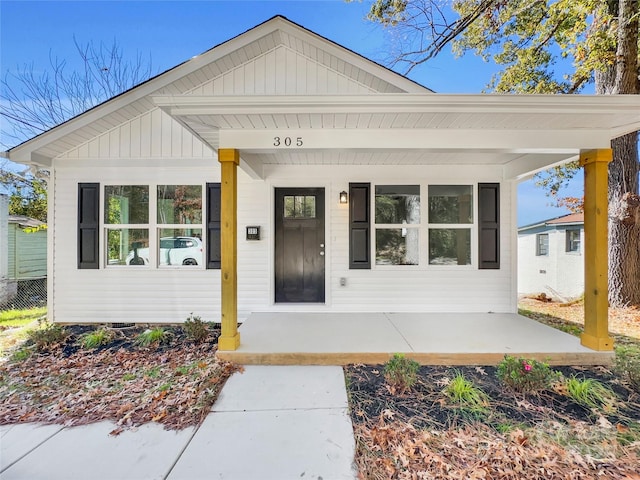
[518,213,584,301]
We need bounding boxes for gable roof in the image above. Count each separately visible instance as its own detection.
[547,213,583,225]
[519,213,584,232]
[4,15,429,166]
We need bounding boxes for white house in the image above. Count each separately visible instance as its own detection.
[3,16,639,357]
[518,213,584,301]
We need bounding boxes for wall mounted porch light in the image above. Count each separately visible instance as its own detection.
[339,191,348,204]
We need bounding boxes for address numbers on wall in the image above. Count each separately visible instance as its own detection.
[273,136,303,147]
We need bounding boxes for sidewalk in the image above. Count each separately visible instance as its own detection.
[0,366,356,480]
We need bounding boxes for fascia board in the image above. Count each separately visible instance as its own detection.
[153,93,640,117]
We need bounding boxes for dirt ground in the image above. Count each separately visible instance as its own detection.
[519,297,640,340]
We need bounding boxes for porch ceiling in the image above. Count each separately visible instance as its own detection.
[154,93,640,179]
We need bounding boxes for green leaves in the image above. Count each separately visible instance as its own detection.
[0,169,48,223]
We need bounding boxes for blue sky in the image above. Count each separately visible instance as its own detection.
[0,0,581,225]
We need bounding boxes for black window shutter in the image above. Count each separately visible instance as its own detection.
[206,183,221,269]
[349,182,371,269]
[478,183,500,269]
[77,183,100,269]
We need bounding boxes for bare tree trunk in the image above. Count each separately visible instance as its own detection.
[596,0,640,306]
[608,133,640,306]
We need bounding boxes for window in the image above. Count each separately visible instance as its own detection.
[348,182,498,269]
[104,185,149,266]
[157,185,203,266]
[566,229,581,253]
[428,185,472,265]
[103,185,204,267]
[374,185,420,265]
[536,233,549,256]
[283,195,316,219]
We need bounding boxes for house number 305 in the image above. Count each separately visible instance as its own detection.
[273,136,303,147]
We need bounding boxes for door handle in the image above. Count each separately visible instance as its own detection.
[320,251,325,256]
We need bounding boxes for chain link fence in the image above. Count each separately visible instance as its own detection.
[0,277,47,312]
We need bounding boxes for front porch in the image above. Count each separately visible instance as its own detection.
[215,312,613,366]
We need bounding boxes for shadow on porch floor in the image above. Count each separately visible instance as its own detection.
[215,312,613,366]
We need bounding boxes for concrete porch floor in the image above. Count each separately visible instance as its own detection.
[216,312,614,366]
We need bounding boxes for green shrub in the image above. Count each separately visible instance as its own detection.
[565,376,616,410]
[496,355,558,394]
[183,314,209,343]
[442,371,489,416]
[28,322,68,352]
[80,328,114,349]
[135,327,171,348]
[383,353,420,394]
[614,345,640,393]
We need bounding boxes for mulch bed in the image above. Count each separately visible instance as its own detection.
[0,325,236,433]
[346,364,640,479]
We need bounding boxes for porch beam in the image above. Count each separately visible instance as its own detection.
[580,149,613,351]
[218,128,611,153]
[217,148,240,351]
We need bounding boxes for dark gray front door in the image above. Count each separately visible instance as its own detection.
[275,188,325,303]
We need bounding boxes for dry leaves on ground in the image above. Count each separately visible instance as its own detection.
[354,419,640,480]
[347,364,640,479]
[519,298,640,340]
[0,332,236,432]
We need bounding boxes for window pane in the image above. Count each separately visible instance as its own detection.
[106,228,149,266]
[303,196,316,218]
[105,186,149,224]
[375,228,419,265]
[284,196,295,218]
[536,233,549,256]
[375,185,420,224]
[157,185,202,224]
[428,185,473,224]
[566,229,580,252]
[158,229,203,266]
[283,195,316,219]
[429,229,471,265]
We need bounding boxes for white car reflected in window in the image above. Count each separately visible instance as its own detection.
[125,236,203,266]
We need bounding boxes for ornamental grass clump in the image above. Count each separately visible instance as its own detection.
[442,371,489,418]
[80,328,114,349]
[383,353,420,394]
[565,376,617,411]
[135,327,172,348]
[496,355,558,394]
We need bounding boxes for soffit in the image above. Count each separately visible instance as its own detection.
[154,93,640,173]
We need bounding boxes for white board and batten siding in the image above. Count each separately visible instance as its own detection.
[182,45,385,96]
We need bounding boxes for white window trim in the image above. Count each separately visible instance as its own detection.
[371,183,478,269]
[103,183,205,269]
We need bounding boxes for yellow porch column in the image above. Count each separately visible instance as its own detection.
[217,149,240,351]
[579,149,613,351]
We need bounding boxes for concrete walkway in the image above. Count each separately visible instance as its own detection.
[0,366,356,480]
